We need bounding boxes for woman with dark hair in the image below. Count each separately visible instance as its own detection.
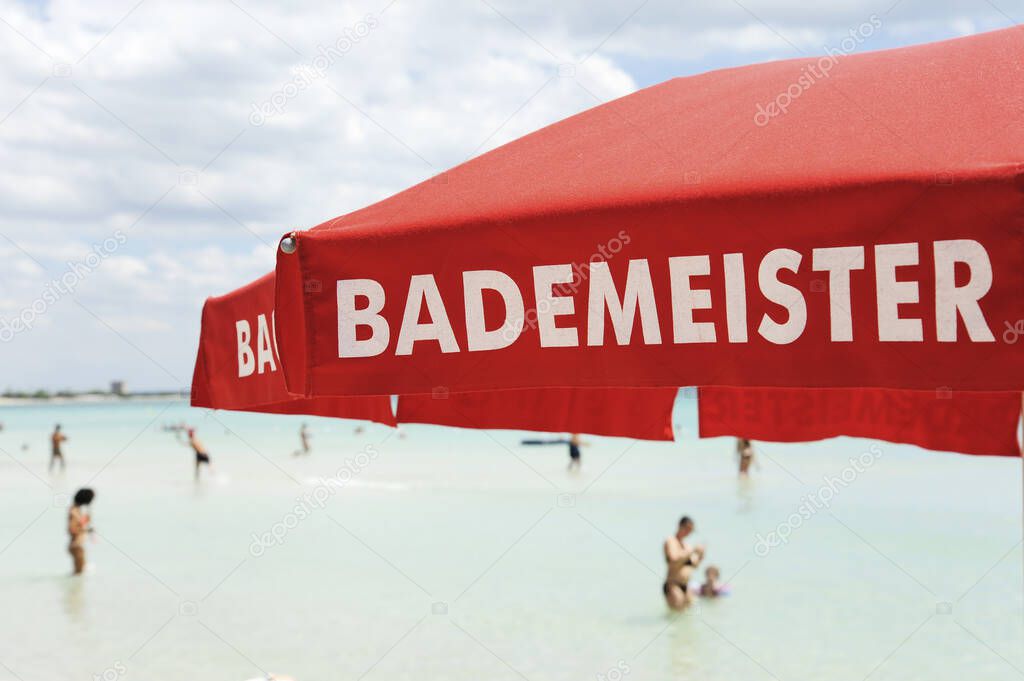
[663,515,704,610]
[68,488,94,575]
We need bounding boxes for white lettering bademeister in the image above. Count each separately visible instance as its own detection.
[317,239,995,360]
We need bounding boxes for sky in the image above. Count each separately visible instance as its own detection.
[0,0,1020,392]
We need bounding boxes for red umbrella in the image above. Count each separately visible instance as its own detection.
[191,272,396,425]
[698,386,1021,457]
[397,387,677,441]
[193,273,680,439]
[272,27,1024,398]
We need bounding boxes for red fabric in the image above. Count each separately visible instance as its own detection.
[274,28,1024,397]
[698,386,1021,457]
[397,387,677,440]
[190,273,396,425]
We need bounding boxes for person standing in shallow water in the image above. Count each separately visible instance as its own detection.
[50,424,67,472]
[187,428,211,480]
[567,433,586,471]
[295,423,311,456]
[68,488,94,575]
[737,438,754,477]
[663,515,704,610]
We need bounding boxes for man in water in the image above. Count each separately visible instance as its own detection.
[295,423,311,456]
[68,488,94,575]
[737,438,754,476]
[50,424,67,472]
[567,433,585,471]
[187,428,211,480]
[663,515,704,610]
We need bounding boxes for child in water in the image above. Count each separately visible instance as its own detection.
[699,565,727,597]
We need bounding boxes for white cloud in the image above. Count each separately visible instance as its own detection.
[949,17,978,36]
[0,0,1019,389]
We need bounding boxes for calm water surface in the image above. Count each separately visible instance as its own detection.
[0,398,1020,680]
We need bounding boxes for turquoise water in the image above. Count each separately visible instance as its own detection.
[0,398,1021,680]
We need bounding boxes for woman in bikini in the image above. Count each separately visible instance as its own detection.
[68,488,94,575]
[663,515,704,610]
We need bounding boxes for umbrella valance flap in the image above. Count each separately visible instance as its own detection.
[397,387,678,441]
[698,386,1022,457]
[191,272,396,425]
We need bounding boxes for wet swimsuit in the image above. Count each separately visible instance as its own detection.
[663,548,700,596]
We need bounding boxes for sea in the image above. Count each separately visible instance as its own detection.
[0,396,1020,680]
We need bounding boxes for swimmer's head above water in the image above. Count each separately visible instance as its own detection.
[73,488,94,507]
[677,515,694,539]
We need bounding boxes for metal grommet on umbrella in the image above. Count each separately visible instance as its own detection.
[280,234,297,254]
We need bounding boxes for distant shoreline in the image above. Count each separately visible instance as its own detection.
[0,392,189,407]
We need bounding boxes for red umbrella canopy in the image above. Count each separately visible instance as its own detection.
[191,272,396,425]
[193,273,679,439]
[274,27,1024,398]
[397,387,677,441]
[698,387,1022,457]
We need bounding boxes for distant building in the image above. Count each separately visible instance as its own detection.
[110,380,126,396]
